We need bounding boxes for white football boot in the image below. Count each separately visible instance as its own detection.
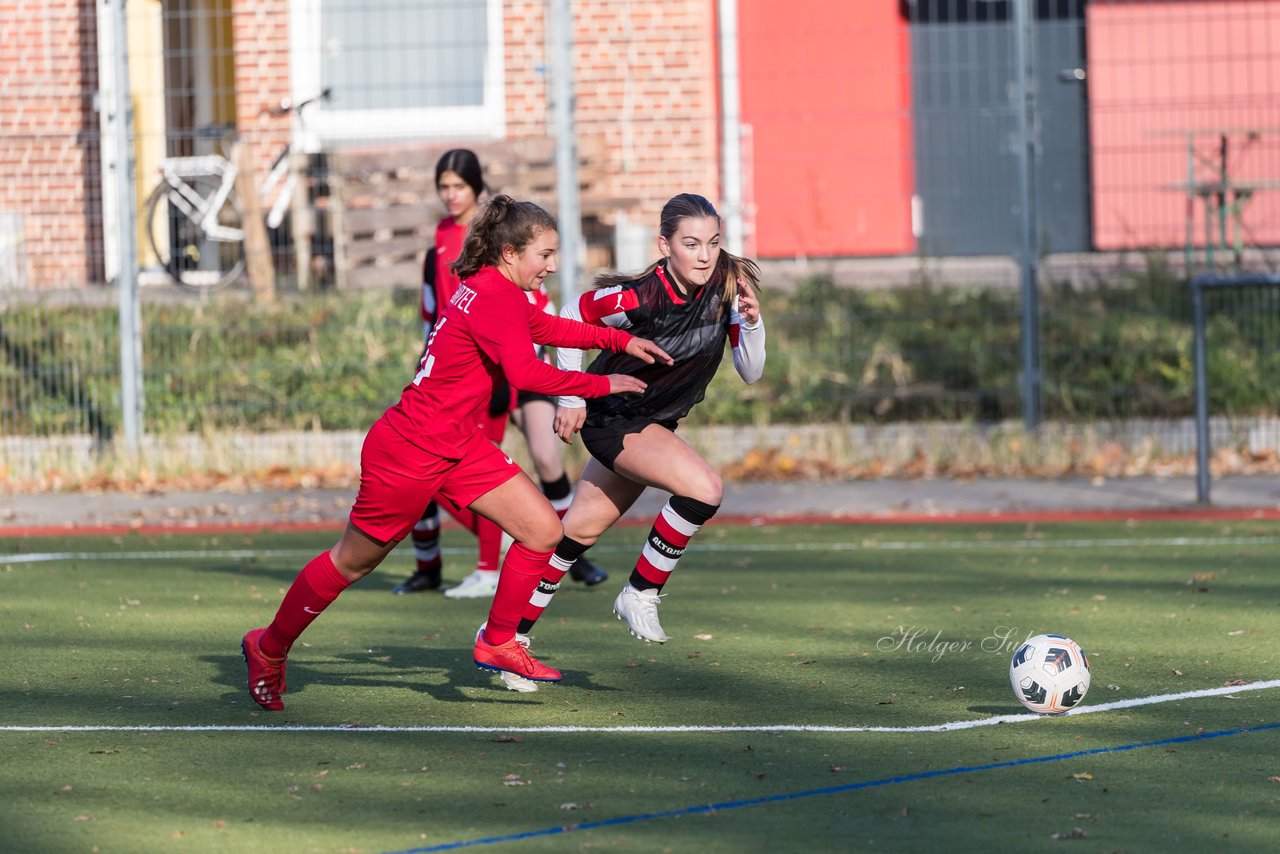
[443,570,499,600]
[612,584,669,643]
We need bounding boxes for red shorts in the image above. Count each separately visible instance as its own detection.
[348,417,521,544]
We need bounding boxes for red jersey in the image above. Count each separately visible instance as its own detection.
[386,266,632,459]
[421,217,467,328]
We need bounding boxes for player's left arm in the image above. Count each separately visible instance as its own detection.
[730,278,766,383]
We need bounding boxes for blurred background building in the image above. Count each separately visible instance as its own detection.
[4,0,1278,290]
[2,0,1280,489]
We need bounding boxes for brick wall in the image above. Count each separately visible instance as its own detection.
[229,0,291,184]
[0,0,102,288]
[574,0,720,232]
[0,0,718,288]
[506,0,721,254]
[505,1,550,138]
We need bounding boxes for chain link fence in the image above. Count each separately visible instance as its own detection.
[2,0,1280,482]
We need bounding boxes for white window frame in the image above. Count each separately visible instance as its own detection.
[290,0,505,146]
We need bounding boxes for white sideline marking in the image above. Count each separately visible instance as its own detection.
[3,535,1279,565]
[2,680,1277,734]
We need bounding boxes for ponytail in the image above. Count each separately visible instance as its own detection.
[452,195,558,280]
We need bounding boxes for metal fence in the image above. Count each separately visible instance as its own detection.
[2,0,1280,477]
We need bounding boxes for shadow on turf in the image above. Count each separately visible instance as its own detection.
[203,643,621,710]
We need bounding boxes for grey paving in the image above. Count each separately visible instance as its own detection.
[3,475,1279,531]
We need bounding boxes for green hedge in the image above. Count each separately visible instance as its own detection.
[2,264,1277,437]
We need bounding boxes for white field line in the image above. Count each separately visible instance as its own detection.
[3,535,1280,566]
[1,680,1277,735]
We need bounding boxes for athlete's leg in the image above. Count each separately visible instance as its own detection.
[515,398,566,485]
[516,396,607,585]
[443,411,508,599]
[245,418,440,709]
[393,500,443,593]
[517,458,646,634]
[609,425,723,642]
[464,473,566,681]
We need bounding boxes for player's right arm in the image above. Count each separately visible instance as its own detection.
[474,289,648,400]
[555,285,642,411]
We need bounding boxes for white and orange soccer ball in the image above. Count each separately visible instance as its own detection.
[1009,633,1091,714]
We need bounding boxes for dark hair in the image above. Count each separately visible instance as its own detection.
[452,195,559,280]
[594,193,760,307]
[435,148,486,198]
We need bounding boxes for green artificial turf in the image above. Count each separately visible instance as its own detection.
[2,520,1278,852]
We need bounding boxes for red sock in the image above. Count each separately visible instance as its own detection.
[475,516,503,573]
[261,551,351,658]
[483,543,554,645]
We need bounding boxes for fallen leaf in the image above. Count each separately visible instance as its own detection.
[1069,772,1093,782]
[1050,827,1087,840]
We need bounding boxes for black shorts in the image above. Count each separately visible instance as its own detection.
[488,378,513,417]
[515,389,554,407]
[580,417,677,472]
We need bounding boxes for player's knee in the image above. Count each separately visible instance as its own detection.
[523,517,564,552]
[684,469,723,507]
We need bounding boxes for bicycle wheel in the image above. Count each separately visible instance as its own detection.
[145,176,246,290]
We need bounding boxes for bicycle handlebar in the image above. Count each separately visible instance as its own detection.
[268,88,332,117]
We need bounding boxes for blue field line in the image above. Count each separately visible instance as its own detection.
[383,721,1280,853]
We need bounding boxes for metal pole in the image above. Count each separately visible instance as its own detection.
[1191,278,1210,504]
[1013,0,1041,429]
[717,0,745,255]
[107,0,142,454]
[548,0,582,307]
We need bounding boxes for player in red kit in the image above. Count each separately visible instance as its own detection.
[510,193,765,649]
[393,149,608,601]
[392,149,509,599]
[240,195,672,710]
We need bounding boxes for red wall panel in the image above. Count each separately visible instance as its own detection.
[738,1,914,258]
[1088,0,1280,250]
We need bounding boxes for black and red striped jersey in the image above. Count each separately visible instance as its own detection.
[558,258,765,427]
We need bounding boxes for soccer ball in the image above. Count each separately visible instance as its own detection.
[1009,633,1091,714]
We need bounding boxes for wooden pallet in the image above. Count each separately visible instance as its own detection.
[329,137,627,289]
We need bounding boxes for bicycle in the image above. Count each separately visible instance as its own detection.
[144,89,330,290]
